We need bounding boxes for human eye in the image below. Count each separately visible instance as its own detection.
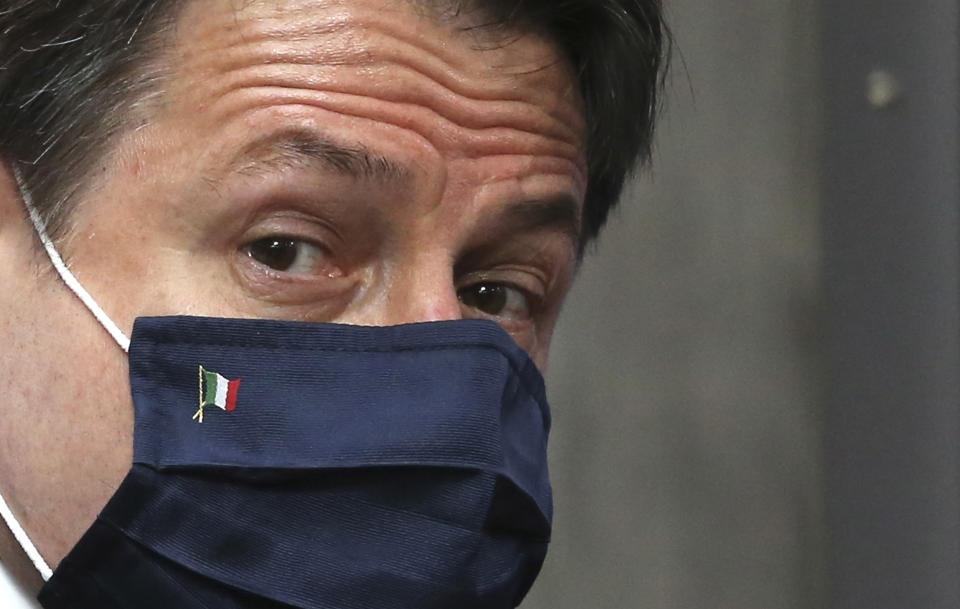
[243,236,339,277]
[457,281,533,320]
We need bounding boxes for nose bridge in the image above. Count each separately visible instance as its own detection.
[383,252,462,325]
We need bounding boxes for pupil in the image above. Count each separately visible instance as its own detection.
[249,238,298,270]
[461,284,507,315]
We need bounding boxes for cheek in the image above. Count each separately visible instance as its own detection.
[65,191,232,322]
[530,292,570,370]
[530,347,550,374]
[530,322,556,371]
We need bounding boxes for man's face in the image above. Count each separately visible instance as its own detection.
[0,0,586,572]
[65,0,586,367]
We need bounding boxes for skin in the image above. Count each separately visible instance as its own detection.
[0,0,586,592]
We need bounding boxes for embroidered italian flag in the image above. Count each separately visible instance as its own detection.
[195,365,241,423]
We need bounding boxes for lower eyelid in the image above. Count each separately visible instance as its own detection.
[236,247,342,286]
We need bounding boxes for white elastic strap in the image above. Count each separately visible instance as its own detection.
[13,169,130,353]
[0,491,52,582]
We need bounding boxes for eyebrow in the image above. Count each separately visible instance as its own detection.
[499,196,583,253]
[226,130,582,250]
[231,130,412,183]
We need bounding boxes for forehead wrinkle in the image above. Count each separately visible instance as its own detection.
[206,88,586,183]
[203,63,582,149]
[231,2,570,90]
[331,23,583,138]
[188,67,583,172]
[174,1,584,143]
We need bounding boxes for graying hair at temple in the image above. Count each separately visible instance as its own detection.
[0,0,669,245]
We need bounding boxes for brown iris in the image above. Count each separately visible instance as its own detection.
[458,283,508,316]
[247,238,299,271]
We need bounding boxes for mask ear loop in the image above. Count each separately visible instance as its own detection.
[0,169,131,583]
[12,168,131,353]
[0,493,52,582]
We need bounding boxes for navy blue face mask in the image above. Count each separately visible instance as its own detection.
[1,172,553,609]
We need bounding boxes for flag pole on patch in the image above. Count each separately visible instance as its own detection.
[195,365,241,423]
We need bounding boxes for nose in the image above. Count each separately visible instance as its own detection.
[378,256,463,326]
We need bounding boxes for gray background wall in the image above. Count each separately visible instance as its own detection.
[522,1,824,607]
[821,1,960,608]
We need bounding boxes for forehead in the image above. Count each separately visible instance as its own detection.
[162,0,586,170]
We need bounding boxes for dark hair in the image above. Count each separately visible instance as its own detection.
[0,1,177,239]
[0,0,668,245]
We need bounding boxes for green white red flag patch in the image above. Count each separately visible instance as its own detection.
[194,365,241,423]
